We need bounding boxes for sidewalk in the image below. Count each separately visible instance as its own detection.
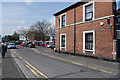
[2,50,26,80]
[34,47,119,77]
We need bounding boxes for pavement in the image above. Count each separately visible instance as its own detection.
[33,46,120,78]
[2,50,26,80]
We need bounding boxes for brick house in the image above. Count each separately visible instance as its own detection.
[28,31,42,41]
[54,0,120,60]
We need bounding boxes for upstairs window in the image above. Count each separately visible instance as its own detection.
[116,0,120,10]
[61,14,66,27]
[83,1,94,22]
[85,4,93,21]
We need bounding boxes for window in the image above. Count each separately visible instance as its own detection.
[83,30,95,54]
[117,30,120,39]
[83,1,94,22]
[118,17,120,23]
[85,4,93,21]
[60,13,66,27]
[85,33,93,50]
[60,34,66,48]
[116,0,120,10]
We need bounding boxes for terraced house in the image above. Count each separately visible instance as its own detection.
[54,0,120,61]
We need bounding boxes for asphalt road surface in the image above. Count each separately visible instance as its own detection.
[10,46,118,79]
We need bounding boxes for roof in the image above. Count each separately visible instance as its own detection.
[53,1,86,16]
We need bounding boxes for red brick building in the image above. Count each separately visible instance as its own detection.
[54,0,120,60]
[28,31,42,41]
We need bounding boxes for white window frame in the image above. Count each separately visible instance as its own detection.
[60,13,66,28]
[83,1,95,22]
[83,30,95,54]
[116,0,120,10]
[60,34,66,49]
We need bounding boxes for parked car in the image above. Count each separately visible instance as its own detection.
[15,41,22,45]
[20,43,24,46]
[7,43,16,49]
[50,44,55,49]
[47,44,51,48]
[28,43,35,48]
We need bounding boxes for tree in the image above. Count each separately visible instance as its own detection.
[48,24,55,41]
[33,20,52,46]
[17,27,30,42]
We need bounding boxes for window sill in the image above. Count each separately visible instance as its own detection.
[60,47,66,51]
[83,49,95,54]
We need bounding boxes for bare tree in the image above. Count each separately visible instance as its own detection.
[49,25,55,38]
[17,27,30,42]
[33,20,52,46]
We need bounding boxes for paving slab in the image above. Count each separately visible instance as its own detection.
[2,50,26,80]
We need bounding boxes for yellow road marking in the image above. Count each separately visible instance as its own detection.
[23,59,48,79]
[12,49,117,77]
[26,65,39,77]
[11,50,49,79]
[33,49,117,76]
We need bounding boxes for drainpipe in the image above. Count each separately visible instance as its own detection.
[56,16,60,53]
[74,7,76,56]
[113,40,116,60]
[112,1,117,60]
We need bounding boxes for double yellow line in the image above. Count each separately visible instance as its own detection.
[11,49,49,79]
[18,56,49,79]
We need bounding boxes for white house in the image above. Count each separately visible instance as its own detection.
[19,35,26,41]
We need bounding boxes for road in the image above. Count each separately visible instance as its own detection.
[10,46,118,79]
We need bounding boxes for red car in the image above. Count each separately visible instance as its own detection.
[20,44,24,46]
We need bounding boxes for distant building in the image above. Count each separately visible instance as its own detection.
[19,35,27,41]
[28,31,42,41]
[2,38,9,42]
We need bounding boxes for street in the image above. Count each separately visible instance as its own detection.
[3,45,118,79]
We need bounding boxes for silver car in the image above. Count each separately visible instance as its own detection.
[7,43,16,49]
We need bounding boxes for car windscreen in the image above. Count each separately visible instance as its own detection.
[9,44,15,45]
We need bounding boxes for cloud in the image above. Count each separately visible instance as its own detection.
[2,19,25,25]
[25,0,33,5]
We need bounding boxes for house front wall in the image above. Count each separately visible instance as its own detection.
[55,1,115,59]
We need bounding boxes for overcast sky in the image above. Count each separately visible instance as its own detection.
[1,2,74,37]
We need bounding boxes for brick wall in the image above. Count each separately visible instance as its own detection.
[55,1,115,59]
